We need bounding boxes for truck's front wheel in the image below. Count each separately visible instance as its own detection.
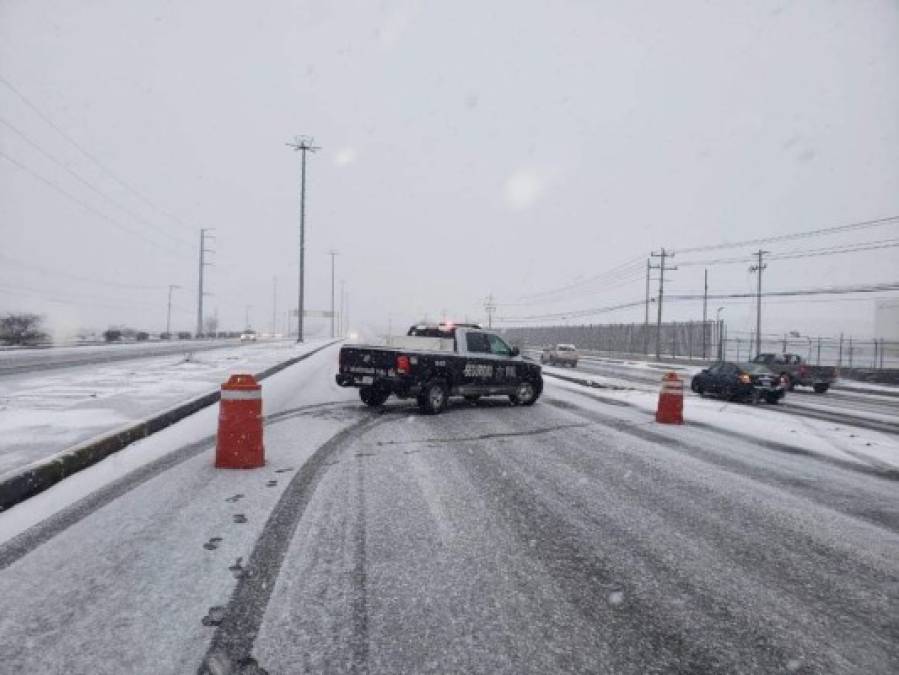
[510,379,539,406]
[418,380,448,415]
[360,386,389,407]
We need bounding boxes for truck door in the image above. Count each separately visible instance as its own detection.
[460,330,495,394]
[486,333,519,391]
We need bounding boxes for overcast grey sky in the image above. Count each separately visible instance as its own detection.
[1,0,897,340]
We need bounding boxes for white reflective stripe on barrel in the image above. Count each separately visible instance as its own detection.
[221,389,262,400]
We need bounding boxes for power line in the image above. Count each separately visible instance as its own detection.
[0,253,174,291]
[0,74,193,233]
[514,256,645,301]
[508,215,899,308]
[678,237,899,267]
[497,282,899,323]
[0,115,194,249]
[498,266,647,307]
[676,214,899,254]
[0,149,193,258]
[0,281,184,313]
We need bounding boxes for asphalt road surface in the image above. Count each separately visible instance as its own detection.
[0,344,897,674]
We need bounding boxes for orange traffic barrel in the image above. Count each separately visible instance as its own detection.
[655,372,684,425]
[215,374,265,468]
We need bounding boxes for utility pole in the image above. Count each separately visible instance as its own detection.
[339,280,346,336]
[716,307,725,359]
[650,248,677,359]
[484,294,497,329]
[286,136,321,343]
[749,249,768,359]
[166,284,180,336]
[196,228,214,337]
[643,258,651,355]
[328,249,339,338]
[245,305,252,330]
[702,268,708,359]
[272,276,278,336]
[644,258,651,325]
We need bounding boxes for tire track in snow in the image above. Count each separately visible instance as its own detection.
[198,414,386,674]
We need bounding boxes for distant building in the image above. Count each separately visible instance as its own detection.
[874,299,899,340]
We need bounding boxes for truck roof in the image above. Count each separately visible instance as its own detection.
[407,322,482,337]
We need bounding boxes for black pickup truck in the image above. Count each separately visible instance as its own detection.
[335,323,543,414]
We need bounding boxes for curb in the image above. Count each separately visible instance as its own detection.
[0,341,339,513]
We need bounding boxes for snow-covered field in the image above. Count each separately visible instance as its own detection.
[0,339,332,479]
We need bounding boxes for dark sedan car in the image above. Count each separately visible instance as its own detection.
[690,361,785,404]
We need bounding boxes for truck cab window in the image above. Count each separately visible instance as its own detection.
[466,332,490,353]
[487,334,512,356]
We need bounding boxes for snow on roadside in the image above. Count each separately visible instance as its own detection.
[0,339,330,478]
[0,341,348,545]
[834,380,899,395]
[544,375,899,471]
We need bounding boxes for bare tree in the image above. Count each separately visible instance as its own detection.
[0,313,49,346]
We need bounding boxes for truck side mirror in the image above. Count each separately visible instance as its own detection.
[511,346,520,357]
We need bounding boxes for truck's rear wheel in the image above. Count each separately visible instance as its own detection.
[418,380,448,415]
[813,383,829,394]
[360,386,389,407]
[510,380,539,406]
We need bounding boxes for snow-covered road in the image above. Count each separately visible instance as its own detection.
[1,342,897,673]
[0,339,243,375]
[530,350,899,436]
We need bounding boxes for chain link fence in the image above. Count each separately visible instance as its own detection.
[501,323,899,370]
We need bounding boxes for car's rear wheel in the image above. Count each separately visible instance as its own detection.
[418,380,448,415]
[691,378,703,395]
[765,392,782,404]
[360,386,389,407]
[813,383,829,394]
[464,394,481,404]
[509,379,539,406]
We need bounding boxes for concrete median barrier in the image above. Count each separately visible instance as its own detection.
[0,341,338,513]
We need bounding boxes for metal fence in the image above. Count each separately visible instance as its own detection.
[502,321,723,360]
[724,334,899,369]
[502,323,899,369]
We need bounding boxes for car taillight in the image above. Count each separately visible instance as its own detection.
[780,375,788,385]
[799,365,807,377]
[739,373,751,384]
[396,354,411,374]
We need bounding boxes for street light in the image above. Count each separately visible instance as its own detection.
[166,285,181,337]
[327,250,339,338]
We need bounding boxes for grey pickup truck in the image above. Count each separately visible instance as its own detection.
[336,323,543,414]
[751,353,837,393]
